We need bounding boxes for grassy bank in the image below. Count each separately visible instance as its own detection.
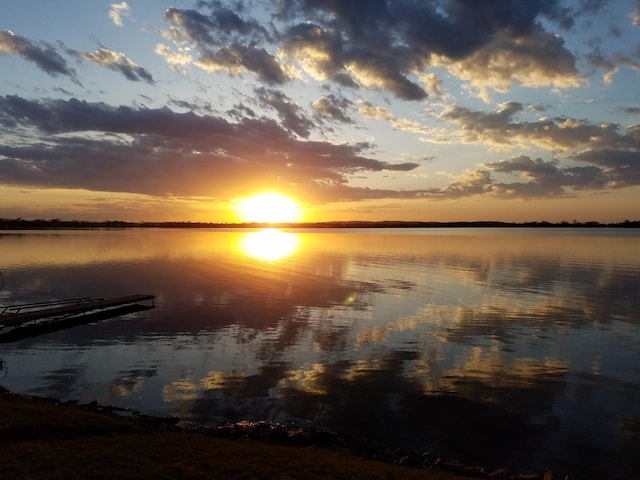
[0,388,474,480]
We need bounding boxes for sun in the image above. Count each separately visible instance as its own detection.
[235,192,302,223]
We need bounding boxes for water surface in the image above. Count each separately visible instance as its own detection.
[1,228,639,478]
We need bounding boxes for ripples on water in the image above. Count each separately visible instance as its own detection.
[1,228,639,478]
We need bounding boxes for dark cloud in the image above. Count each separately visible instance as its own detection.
[2,93,639,204]
[444,28,580,97]
[227,103,257,120]
[157,1,589,100]
[332,71,360,89]
[0,95,232,136]
[403,152,620,201]
[163,5,286,83]
[0,95,419,202]
[164,7,218,45]
[197,44,287,84]
[279,19,427,100]
[255,87,314,137]
[0,30,75,78]
[486,155,610,197]
[445,101,525,130]
[164,4,270,45]
[75,48,154,83]
[573,148,640,188]
[488,156,562,177]
[586,47,640,84]
[429,169,495,199]
[425,103,640,198]
[312,95,353,123]
[167,97,215,115]
[276,0,582,98]
[0,31,154,85]
[437,102,638,151]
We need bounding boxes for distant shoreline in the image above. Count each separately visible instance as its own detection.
[1,218,639,230]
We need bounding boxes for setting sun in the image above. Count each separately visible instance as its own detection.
[235,192,302,223]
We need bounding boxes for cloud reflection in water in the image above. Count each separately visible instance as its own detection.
[1,229,639,478]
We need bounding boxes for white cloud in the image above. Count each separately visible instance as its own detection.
[109,2,130,27]
[629,6,640,27]
[77,48,153,83]
[155,43,193,74]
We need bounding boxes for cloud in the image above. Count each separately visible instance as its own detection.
[156,1,590,101]
[163,7,218,45]
[0,30,75,78]
[279,21,427,100]
[405,151,625,201]
[485,155,610,198]
[436,28,582,100]
[433,102,638,152]
[255,87,314,137]
[109,2,131,27]
[410,101,640,198]
[76,48,154,83]
[163,5,270,45]
[161,5,286,83]
[419,73,445,97]
[2,94,638,204]
[430,169,495,199]
[312,95,353,123]
[0,95,419,203]
[196,44,287,84]
[587,47,640,85]
[358,102,394,121]
[357,100,435,136]
[587,49,617,85]
[277,0,582,100]
[573,148,640,189]
[629,5,640,27]
[154,43,193,75]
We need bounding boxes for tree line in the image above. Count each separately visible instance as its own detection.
[1,217,639,229]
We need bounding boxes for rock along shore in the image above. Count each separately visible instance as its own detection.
[1,387,573,480]
[80,397,571,480]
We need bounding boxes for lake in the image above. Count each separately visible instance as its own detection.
[1,228,639,478]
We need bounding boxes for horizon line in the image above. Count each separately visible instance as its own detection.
[1,218,639,229]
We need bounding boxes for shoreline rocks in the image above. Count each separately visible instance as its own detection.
[1,388,571,480]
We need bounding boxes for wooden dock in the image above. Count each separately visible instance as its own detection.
[0,294,155,342]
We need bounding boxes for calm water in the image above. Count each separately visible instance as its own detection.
[1,228,639,478]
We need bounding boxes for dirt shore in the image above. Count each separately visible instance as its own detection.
[1,387,485,480]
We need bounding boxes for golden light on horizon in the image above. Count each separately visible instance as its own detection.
[239,229,301,262]
[235,192,302,224]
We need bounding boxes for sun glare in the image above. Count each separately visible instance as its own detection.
[239,229,301,262]
[236,192,302,223]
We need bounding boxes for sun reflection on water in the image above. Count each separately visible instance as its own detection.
[238,229,301,262]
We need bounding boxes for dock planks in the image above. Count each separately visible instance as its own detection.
[0,294,155,340]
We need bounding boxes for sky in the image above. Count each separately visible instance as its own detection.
[1,0,639,223]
